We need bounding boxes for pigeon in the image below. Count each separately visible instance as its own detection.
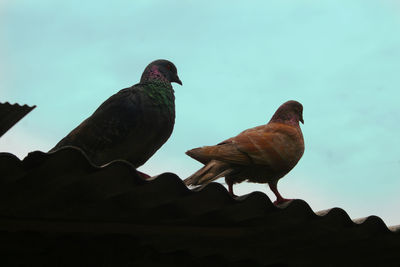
[50,59,182,174]
[184,100,304,204]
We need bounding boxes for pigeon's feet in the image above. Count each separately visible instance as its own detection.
[273,198,293,205]
[227,181,238,198]
[269,182,292,205]
[230,192,238,198]
[136,170,151,180]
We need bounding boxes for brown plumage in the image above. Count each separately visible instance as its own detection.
[184,100,305,204]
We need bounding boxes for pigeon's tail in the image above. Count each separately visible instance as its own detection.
[186,146,219,165]
[184,160,233,186]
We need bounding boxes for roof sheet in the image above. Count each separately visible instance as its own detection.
[0,102,36,137]
[0,147,399,266]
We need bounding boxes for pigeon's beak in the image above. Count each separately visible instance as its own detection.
[300,116,304,124]
[172,75,182,85]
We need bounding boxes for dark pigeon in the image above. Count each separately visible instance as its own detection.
[50,60,182,173]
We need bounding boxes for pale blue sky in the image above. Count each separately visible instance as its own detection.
[1,0,399,225]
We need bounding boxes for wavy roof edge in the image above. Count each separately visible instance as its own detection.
[0,102,36,137]
[0,101,37,107]
[0,146,398,234]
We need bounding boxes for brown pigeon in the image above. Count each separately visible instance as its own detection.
[50,60,182,175]
[184,100,304,204]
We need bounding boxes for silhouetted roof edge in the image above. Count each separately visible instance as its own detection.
[0,102,36,137]
[0,146,398,233]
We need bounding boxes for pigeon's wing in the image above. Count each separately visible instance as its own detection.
[186,124,265,165]
[51,86,145,160]
[186,142,251,165]
[187,123,304,170]
[232,123,304,168]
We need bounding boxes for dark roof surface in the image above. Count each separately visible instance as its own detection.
[0,147,399,266]
[0,102,36,137]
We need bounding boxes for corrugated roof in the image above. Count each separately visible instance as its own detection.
[0,102,36,137]
[0,146,399,266]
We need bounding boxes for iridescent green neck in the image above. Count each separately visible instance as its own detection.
[144,80,175,114]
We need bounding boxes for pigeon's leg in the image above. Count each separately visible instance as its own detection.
[269,181,291,205]
[226,179,238,198]
[136,170,151,180]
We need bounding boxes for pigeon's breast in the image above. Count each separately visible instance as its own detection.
[144,86,175,125]
[142,87,175,130]
[116,89,175,167]
[141,100,175,133]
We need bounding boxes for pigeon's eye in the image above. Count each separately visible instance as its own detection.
[167,64,173,71]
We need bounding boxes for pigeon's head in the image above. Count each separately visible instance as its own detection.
[270,100,304,125]
[141,59,182,85]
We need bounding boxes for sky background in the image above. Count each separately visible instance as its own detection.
[1,0,399,225]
